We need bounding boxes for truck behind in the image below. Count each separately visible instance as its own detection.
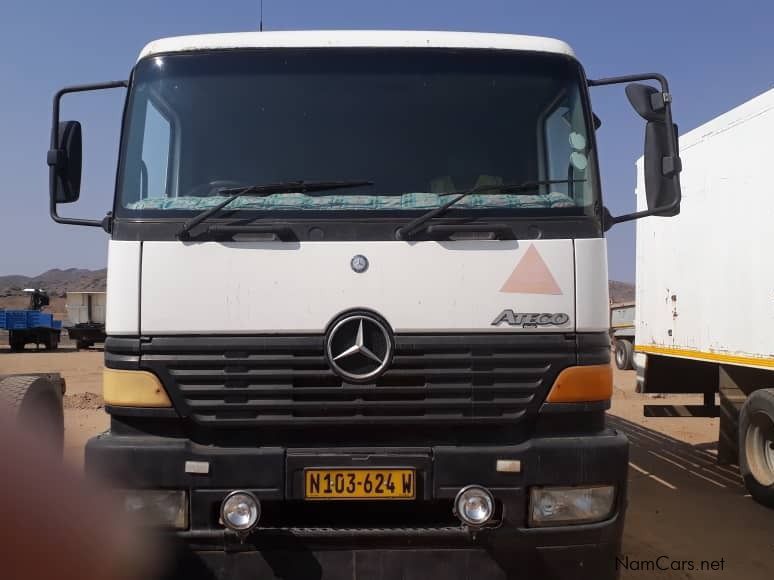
[635,88,774,508]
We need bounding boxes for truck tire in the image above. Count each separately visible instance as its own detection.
[8,331,26,352]
[44,332,59,351]
[739,388,774,508]
[76,339,91,350]
[614,339,633,370]
[0,375,64,456]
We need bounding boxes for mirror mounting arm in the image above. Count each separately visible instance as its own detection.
[48,80,128,232]
[588,73,682,229]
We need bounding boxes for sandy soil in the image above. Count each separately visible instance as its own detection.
[1,342,772,578]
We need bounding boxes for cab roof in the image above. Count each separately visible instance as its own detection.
[138,30,576,61]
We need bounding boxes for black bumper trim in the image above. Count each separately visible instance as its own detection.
[104,405,180,418]
[86,432,628,493]
[178,526,470,540]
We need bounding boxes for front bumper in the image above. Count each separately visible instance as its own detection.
[87,431,628,580]
[166,539,623,580]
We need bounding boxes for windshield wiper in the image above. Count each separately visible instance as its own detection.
[177,180,373,239]
[395,179,585,240]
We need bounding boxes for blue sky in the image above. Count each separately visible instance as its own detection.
[1,0,772,280]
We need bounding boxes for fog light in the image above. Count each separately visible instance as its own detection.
[118,489,187,529]
[454,485,495,527]
[221,491,260,532]
[529,485,615,527]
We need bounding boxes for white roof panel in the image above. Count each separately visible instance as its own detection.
[139,30,575,61]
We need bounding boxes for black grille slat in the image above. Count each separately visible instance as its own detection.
[186,396,533,410]
[136,333,575,427]
[191,412,527,425]
[176,383,542,396]
[144,354,328,368]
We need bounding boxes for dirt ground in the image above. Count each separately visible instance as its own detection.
[1,338,772,578]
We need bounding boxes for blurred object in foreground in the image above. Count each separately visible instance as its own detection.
[0,406,160,580]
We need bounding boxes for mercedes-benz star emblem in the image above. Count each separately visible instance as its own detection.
[326,314,392,382]
[351,254,369,273]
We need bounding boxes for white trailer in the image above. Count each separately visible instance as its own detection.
[65,291,106,349]
[635,88,774,507]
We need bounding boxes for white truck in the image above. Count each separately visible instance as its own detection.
[46,31,682,579]
[635,88,774,508]
[65,291,106,349]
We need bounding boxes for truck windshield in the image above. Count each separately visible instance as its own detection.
[117,48,597,217]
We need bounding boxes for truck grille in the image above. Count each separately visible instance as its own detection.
[138,335,576,427]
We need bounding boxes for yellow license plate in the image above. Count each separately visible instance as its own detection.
[304,468,416,500]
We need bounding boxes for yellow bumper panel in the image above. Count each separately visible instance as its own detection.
[545,364,613,403]
[103,368,172,407]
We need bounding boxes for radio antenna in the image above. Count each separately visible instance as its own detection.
[259,0,264,31]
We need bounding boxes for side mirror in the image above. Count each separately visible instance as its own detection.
[47,120,82,204]
[626,83,681,216]
[48,80,127,230]
[587,73,682,229]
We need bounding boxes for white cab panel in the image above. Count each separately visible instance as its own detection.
[574,238,610,332]
[106,240,141,335]
[140,240,577,334]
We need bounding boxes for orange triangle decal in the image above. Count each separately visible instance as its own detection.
[500,245,562,295]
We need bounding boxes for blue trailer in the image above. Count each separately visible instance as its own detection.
[0,290,63,351]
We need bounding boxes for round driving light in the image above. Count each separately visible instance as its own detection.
[454,485,495,526]
[220,491,260,532]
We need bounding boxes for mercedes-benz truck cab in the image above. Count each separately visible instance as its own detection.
[47,31,682,579]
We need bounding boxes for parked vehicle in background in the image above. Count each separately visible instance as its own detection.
[46,30,682,579]
[0,289,62,351]
[635,88,774,508]
[610,302,635,370]
[65,291,106,349]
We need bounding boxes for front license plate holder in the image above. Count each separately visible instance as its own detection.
[304,468,416,500]
[287,450,432,500]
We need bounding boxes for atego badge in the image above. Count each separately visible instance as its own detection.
[492,310,570,327]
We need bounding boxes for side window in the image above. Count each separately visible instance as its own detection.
[543,89,590,205]
[140,100,172,198]
[544,104,572,185]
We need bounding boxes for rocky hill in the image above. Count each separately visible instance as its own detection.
[0,268,106,298]
[609,280,635,304]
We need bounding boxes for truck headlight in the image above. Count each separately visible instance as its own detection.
[529,485,615,527]
[118,489,188,529]
[220,490,261,532]
[454,485,495,527]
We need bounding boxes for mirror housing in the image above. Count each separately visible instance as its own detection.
[626,83,681,216]
[47,120,82,204]
[625,83,666,122]
[643,120,681,216]
[588,74,682,229]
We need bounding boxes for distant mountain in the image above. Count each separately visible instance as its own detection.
[0,268,106,297]
[609,280,635,304]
